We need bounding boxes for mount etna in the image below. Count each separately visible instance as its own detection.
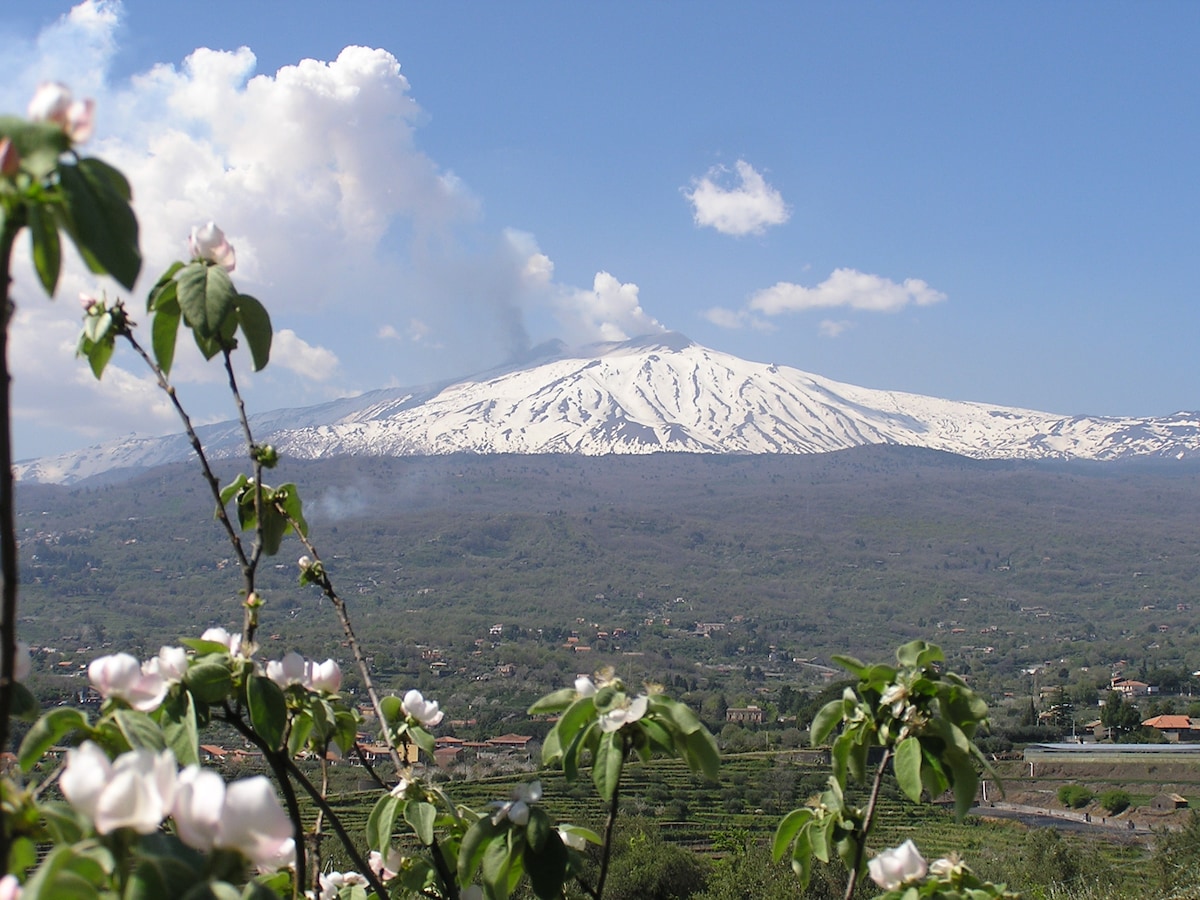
[16,333,1200,484]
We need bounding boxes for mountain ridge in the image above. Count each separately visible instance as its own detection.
[17,332,1200,484]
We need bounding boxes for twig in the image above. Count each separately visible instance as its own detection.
[593,734,630,900]
[0,208,26,873]
[844,746,892,900]
[221,350,264,650]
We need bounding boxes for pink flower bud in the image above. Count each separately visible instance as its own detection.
[0,139,19,178]
[27,82,94,143]
[189,222,236,271]
[308,659,342,693]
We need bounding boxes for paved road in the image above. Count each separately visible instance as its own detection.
[971,803,1152,841]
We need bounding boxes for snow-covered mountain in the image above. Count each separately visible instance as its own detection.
[16,332,1200,484]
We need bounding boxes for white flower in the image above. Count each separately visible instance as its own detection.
[172,765,225,850]
[598,694,649,733]
[308,659,342,693]
[27,81,94,143]
[267,651,308,688]
[318,872,367,900]
[200,627,240,655]
[868,839,928,891]
[368,847,404,881]
[88,653,167,712]
[0,873,21,900]
[298,555,313,570]
[401,689,443,727]
[189,222,236,271]
[491,780,542,826]
[389,777,412,799]
[558,827,587,850]
[216,776,296,872]
[61,742,177,835]
[574,675,597,697]
[149,646,188,684]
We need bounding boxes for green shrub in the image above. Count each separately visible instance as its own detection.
[1099,789,1131,814]
[1057,784,1093,808]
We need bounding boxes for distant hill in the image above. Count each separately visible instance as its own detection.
[17,448,1200,702]
[16,333,1200,484]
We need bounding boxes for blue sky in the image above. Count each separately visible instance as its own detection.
[2,2,1198,458]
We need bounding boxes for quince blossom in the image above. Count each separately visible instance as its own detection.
[0,874,20,900]
[189,222,236,271]
[369,847,405,881]
[401,689,443,727]
[598,693,649,733]
[266,652,342,693]
[574,675,597,697]
[27,82,94,143]
[868,839,928,891]
[0,139,18,178]
[316,871,368,900]
[60,742,177,835]
[490,780,542,826]
[172,768,295,871]
[88,652,167,712]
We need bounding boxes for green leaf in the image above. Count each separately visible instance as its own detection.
[544,695,595,766]
[379,694,403,726]
[59,159,141,289]
[246,676,287,751]
[365,794,401,854]
[405,799,437,846]
[235,294,272,371]
[112,709,166,753]
[682,727,720,781]
[947,752,980,821]
[0,116,70,178]
[772,807,813,862]
[26,201,62,296]
[82,333,114,379]
[592,730,623,801]
[183,660,233,705]
[895,736,924,803]
[524,806,551,853]
[523,827,568,900]
[409,724,436,758]
[458,815,505,886]
[151,304,181,376]
[790,825,813,892]
[11,681,39,720]
[810,698,845,747]
[273,483,307,538]
[176,260,236,341]
[158,689,200,767]
[481,832,514,900]
[528,688,576,714]
[830,654,867,677]
[147,263,183,311]
[19,707,89,771]
[125,853,200,900]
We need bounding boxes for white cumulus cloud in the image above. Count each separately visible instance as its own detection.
[749,268,947,315]
[556,272,666,344]
[684,159,790,236]
[272,329,339,381]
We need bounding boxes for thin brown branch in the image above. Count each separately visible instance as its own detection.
[0,207,26,873]
[844,746,892,900]
[221,350,263,649]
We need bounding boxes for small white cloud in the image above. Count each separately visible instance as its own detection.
[700,306,774,333]
[749,268,946,315]
[684,159,790,236]
[272,329,339,381]
[819,319,853,338]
